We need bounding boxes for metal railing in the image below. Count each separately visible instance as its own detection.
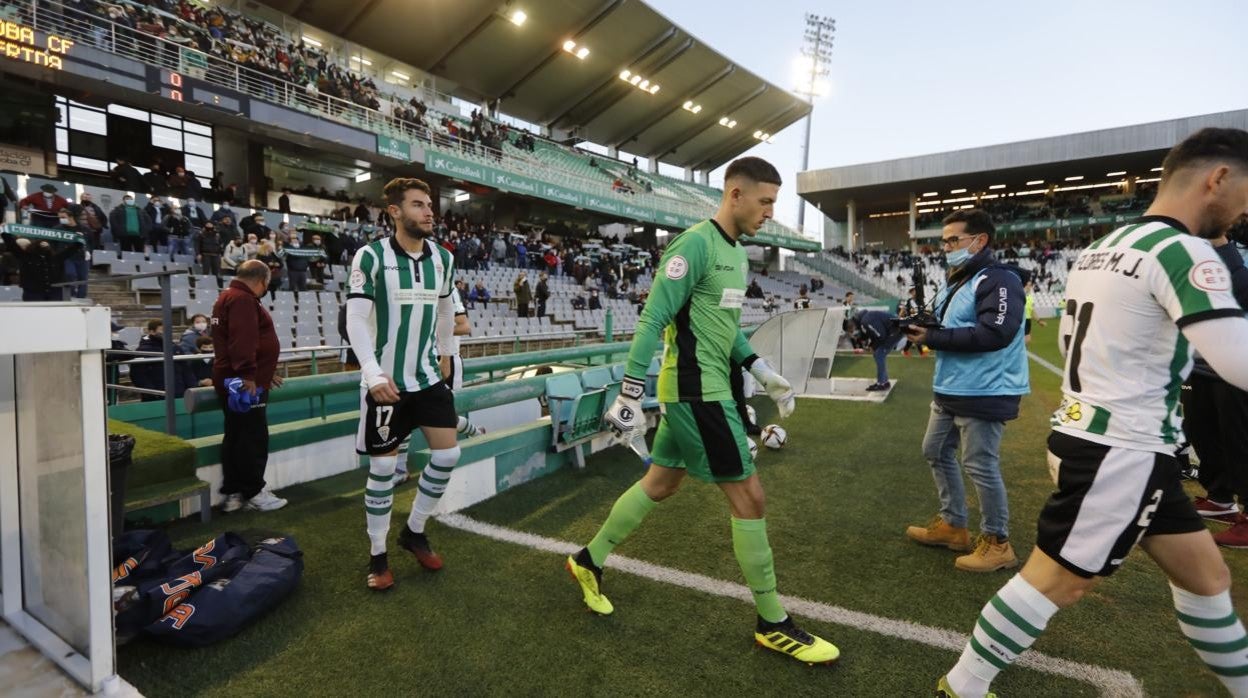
[15,0,813,244]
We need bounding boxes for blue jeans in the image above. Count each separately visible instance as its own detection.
[64,258,89,299]
[921,401,1009,538]
[169,236,192,257]
[872,344,890,384]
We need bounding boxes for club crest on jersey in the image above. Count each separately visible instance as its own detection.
[377,426,390,441]
[1190,260,1231,292]
[350,269,366,290]
[666,255,688,280]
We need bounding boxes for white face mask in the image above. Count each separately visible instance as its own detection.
[193,322,208,331]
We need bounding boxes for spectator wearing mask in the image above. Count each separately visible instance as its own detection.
[1,230,78,301]
[902,209,1028,573]
[211,260,286,512]
[283,236,310,291]
[130,319,194,402]
[215,215,240,244]
[242,232,260,260]
[514,271,532,317]
[111,158,144,192]
[180,314,211,354]
[108,195,152,253]
[535,272,549,318]
[56,208,90,299]
[467,279,490,308]
[745,278,764,299]
[307,235,327,283]
[165,207,193,257]
[19,183,70,227]
[571,293,587,310]
[196,222,224,277]
[245,213,271,240]
[144,196,171,251]
[257,240,284,299]
[588,288,601,310]
[222,235,247,275]
[168,165,202,200]
[77,192,107,248]
[182,198,209,229]
[189,335,215,387]
[211,203,238,226]
[142,163,169,196]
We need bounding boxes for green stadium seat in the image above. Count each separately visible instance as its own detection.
[545,372,607,470]
[580,366,620,406]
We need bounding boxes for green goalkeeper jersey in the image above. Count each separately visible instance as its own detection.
[626,219,755,402]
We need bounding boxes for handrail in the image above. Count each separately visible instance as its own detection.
[19,0,813,243]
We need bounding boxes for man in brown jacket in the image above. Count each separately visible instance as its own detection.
[211,260,286,512]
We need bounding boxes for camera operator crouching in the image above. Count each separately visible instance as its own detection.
[901,209,1030,573]
[1182,219,1248,546]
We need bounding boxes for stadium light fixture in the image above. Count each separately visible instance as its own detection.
[922,192,938,197]
[302,36,322,47]
[648,84,660,94]
[509,9,527,26]
[1151,167,1163,172]
[350,56,372,67]
[988,184,1006,190]
[576,47,590,59]
[950,188,966,194]
[390,70,411,81]
[684,101,702,113]
[454,192,470,203]
[630,75,641,85]
[355,172,371,183]
[1065,175,1084,181]
[794,13,835,232]
[1106,171,1126,177]
[620,70,631,80]
[563,40,577,52]
[639,80,650,90]
[1026,179,1044,185]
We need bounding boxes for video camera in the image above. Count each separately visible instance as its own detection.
[890,260,942,330]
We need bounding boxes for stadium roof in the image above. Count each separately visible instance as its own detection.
[797,109,1248,220]
[255,0,810,171]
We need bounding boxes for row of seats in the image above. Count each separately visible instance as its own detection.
[546,361,659,468]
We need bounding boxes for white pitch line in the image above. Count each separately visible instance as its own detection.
[439,513,1144,698]
[1029,350,1065,378]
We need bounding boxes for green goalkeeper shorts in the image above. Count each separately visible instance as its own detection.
[651,400,755,483]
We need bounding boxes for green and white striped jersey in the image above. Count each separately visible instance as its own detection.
[1051,216,1243,453]
[348,236,456,392]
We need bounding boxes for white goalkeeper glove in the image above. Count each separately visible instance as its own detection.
[748,358,795,418]
[605,376,646,438]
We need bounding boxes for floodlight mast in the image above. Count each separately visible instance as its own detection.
[795,13,834,233]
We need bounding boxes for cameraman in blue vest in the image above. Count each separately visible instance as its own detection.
[901,209,1029,573]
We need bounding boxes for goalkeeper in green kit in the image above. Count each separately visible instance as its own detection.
[565,156,840,665]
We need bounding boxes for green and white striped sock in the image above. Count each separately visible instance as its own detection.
[407,447,460,533]
[1172,584,1248,694]
[947,574,1057,698]
[364,455,398,555]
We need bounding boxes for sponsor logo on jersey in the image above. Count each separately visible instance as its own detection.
[666,255,688,280]
[1190,259,1231,292]
[390,288,440,305]
[719,288,745,309]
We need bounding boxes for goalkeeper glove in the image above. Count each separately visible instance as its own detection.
[748,358,795,418]
[605,376,646,438]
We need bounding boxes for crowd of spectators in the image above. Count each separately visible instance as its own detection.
[914,187,1156,229]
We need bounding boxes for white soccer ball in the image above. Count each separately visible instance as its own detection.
[747,437,758,460]
[745,404,757,425]
[761,425,788,450]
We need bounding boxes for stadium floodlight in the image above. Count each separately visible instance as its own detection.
[684,101,695,110]
[302,36,322,47]
[922,192,938,197]
[390,70,411,81]
[683,101,702,113]
[719,116,729,126]
[753,130,763,138]
[630,75,641,85]
[350,56,372,67]
[1150,167,1163,172]
[639,79,650,90]
[692,105,702,114]
[1065,175,1084,181]
[1026,179,1044,185]
[576,47,590,59]
[620,70,631,80]
[988,184,1005,190]
[950,188,966,194]
[563,40,577,52]
[728,119,737,127]
[509,9,527,26]
[1106,171,1126,177]
[648,84,660,94]
[794,12,835,231]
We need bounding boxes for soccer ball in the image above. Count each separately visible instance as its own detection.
[747,437,758,460]
[745,404,757,425]
[761,425,788,450]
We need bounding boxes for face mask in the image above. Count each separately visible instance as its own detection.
[124,199,134,206]
[60,217,71,225]
[946,246,973,267]
[194,322,208,331]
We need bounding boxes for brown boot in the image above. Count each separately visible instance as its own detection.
[955,534,1019,573]
[905,515,972,552]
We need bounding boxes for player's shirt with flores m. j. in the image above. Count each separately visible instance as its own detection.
[348,235,456,392]
[625,219,756,402]
[1051,215,1243,453]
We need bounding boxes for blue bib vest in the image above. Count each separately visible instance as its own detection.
[931,268,1029,397]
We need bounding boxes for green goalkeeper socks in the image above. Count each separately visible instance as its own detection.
[586,482,658,567]
[732,517,787,623]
